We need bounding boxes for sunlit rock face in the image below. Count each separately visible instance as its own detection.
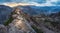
[8,8,36,33]
[0,5,12,24]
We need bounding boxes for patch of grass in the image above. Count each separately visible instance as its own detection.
[4,16,13,26]
[31,25,43,33]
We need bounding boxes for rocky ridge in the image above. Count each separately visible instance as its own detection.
[0,8,36,33]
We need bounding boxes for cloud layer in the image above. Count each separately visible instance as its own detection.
[0,0,60,6]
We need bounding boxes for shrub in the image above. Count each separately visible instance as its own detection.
[4,16,13,26]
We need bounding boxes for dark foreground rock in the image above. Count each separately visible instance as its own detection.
[0,24,7,33]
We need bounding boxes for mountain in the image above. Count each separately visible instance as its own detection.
[31,11,60,33]
[16,5,60,16]
[0,5,13,24]
[0,5,60,33]
[0,7,36,33]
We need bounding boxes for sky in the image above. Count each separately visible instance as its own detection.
[0,0,60,6]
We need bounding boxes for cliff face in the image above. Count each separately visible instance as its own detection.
[0,8,36,33]
[8,8,36,33]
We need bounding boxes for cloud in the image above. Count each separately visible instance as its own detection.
[0,0,60,6]
[51,0,60,5]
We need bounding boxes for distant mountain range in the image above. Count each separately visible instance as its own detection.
[17,6,60,15]
[0,5,12,24]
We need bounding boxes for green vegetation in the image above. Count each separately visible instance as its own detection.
[44,19,59,30]
[44,19,59,27]
[3,9,17,26]
[11,12,17,15]
[51,22,59,27]
[4,16,13,26]
[31,25,43,33]
[44,19,51,22]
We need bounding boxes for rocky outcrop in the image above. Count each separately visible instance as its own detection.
[0,7,36,33]
[8,8,36,33]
